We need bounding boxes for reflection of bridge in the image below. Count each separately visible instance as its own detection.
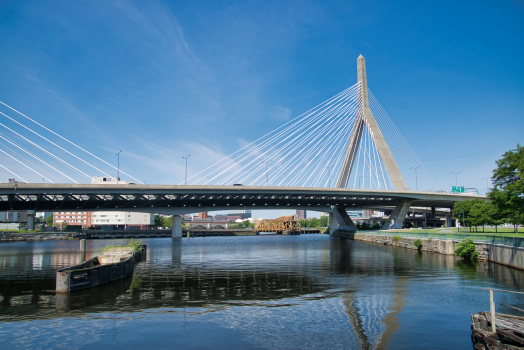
[0,55,485,235]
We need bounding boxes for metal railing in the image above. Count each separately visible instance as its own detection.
[356,231,524,248]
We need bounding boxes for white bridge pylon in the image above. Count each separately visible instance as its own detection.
[188,56,438,194]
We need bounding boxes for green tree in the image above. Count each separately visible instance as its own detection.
[162,216,173,227]
[61,221,68,230]
[486,202,506,233]
[453,199,484,231]
[45,214,53,226]
[469,200,491,232]
[489,144,524,232]
[319,216,329,228]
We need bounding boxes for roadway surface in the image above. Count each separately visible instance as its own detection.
[0,184,485,215]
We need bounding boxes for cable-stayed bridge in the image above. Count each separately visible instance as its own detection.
[0,56,482,236]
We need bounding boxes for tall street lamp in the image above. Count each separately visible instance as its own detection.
[262,160,272,185]
[182,154,191,185]
[410,165,422,191]
[482,177,490,195]
[116,151,122,184]
[450,171,461,187]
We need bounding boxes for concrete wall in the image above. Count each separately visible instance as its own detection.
[352,233,524,270]
[489,245,524,270]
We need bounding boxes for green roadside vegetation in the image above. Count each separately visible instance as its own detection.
[452,144,523,234]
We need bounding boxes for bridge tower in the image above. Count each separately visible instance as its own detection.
[330,56,411,237]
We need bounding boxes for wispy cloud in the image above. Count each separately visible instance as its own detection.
[270,106,292,122]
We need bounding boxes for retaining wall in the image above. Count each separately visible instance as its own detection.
[352,233,524,270]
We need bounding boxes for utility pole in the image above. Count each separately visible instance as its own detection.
[183,154,191,185]
[116,151,122,184]
[450,171,461,187]
[410,165,422,191]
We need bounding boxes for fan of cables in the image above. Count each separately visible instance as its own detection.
[187,83,439,192]
[0,101,142,184]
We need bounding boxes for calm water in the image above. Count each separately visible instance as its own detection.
[1,235,524,349]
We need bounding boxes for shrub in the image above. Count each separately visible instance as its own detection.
[455,238,479,261]
[393,236,401,242]
[414,239,423,249]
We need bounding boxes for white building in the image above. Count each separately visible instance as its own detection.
[91,211,154,227]
[53,177,153,228]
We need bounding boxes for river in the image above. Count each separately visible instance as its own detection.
[1,234,524,349]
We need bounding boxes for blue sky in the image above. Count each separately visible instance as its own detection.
[0,0,523,217]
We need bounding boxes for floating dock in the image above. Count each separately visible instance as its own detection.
[471,311,524,349]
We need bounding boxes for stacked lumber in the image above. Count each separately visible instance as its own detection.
[254,215,301,233]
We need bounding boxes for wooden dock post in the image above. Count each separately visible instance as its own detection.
[80,239,86,262]
[490,289,496,332]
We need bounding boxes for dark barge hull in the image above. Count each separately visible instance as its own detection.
[56,245,146,292]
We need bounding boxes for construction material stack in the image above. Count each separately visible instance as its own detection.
[254,215,301,235]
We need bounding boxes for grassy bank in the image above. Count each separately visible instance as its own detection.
[380,227,524,238]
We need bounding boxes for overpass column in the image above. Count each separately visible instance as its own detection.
[383,200,411,230]
[331,206,358,239]
[172,215,182,239]
[27,210,35,231]
[328,212,335,236]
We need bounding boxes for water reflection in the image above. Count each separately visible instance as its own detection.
[1,236,524,349]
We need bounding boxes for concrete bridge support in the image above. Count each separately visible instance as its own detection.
[330,206,358,238]
[27,210,35,230]
[383,200,411,230]
[172,215,182,239]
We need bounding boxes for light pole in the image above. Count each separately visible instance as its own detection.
[324,165,333,187]
[116,151,122,184]
[182,154,191,185]
[410,165,422,191]
[450,171,461,187]
[262,160,272,186]
[461,210,466,234]
[482,177,490,195]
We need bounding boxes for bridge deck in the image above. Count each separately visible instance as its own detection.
[0,184,484,214]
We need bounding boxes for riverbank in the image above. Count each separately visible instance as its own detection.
[0,232,82,242]
[351,232,524,271]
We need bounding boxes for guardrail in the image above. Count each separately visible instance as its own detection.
[357,231,524,248]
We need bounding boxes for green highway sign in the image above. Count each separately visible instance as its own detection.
[452,186,464,193]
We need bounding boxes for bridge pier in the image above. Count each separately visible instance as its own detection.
[383,200,411,230]
[27,210,35,230]
[172,215,182,239]
[330,206,357,239]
